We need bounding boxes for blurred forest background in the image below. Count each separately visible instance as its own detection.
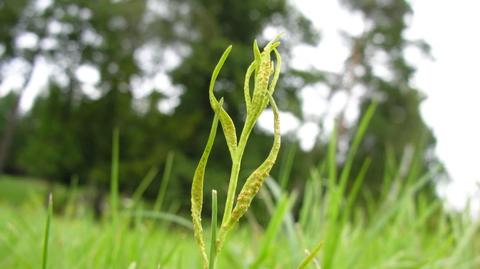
[0,0,439,209]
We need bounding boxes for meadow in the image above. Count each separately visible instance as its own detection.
[1,132,479,268]
[1,37,480,269]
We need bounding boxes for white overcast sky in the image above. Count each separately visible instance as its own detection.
[290,0,480,213]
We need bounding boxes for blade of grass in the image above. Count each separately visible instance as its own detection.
[110,128,120,226]
[338,101,377,202]
[42,193,53,269]
[154,151,175,212]
[132,166,159,208]
[279,142,297,190]
[323,102,377,269]
[344,158,372,218]
[129,211,193,230]
[209,190,218,269]
[65,175,79,218]
[109,128,122,266]
[297,240,324,269]
[250,193,294,269]
[265,178,301,264]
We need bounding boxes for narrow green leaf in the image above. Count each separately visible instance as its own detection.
[42,193,53,269]
[345,158,372,217]
[297,240,324,269]
[338,101,378,200]
[209,190,218,269]
[244,61,256,111]
[279,142,296,190]
[253,40,261,67]
[250,194,293,269]
[130,210,193,230]
[269,49,282,95]
[132,166,159,209]
[110,128,120,226]
[218,109,238,159]
[208,46,238,158]
[191,103,221,269]
[154,151,175,212]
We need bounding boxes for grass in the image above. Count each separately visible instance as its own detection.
[1,37,479,268]
[0,162,478,268]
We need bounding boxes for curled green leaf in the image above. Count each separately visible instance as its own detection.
[244,62,256,111]
[269,48,282,95]
[208,46,238,159]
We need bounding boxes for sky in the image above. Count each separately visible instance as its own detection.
[289,0,480,213]
[0,0,479,214]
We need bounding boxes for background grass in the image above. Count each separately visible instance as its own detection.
[1,105,479,268]
[1,162,479,268]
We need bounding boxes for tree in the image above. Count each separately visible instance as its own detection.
[329,0,437,193]
[0,0,46,172]
[4,0,319,197]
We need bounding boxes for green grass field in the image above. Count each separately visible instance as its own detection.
[1,162,479,269]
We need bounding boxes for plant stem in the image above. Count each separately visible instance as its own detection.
[218,116,257,251]
[220,114,256,227]
[42,193,53,269]
[209,190,218,269]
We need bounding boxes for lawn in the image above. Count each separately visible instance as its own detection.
[1,167,478,268]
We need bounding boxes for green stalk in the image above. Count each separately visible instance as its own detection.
[109,128,121,265]
[297,240,324,269]
[209,190,218,269]
[42,193,53,269]
[110,128,119,226]
[220,122,251,226]
[154,151,175,212]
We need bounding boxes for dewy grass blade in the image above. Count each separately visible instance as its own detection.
[42,193,53,269]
